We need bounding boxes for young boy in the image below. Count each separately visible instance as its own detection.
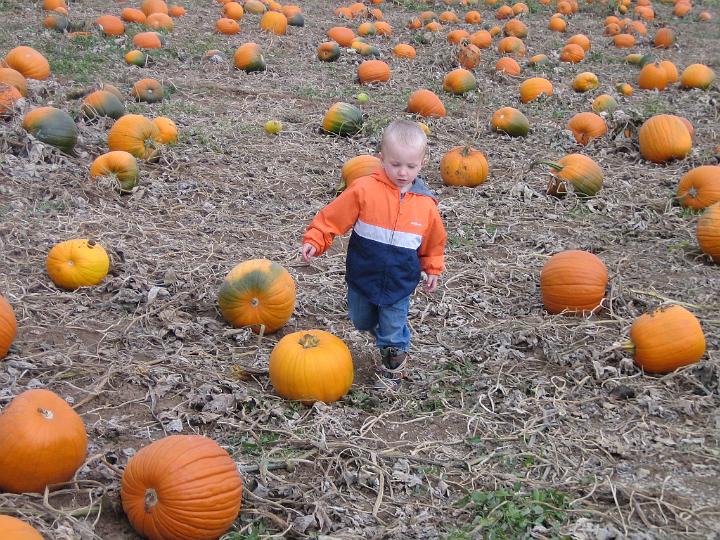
[301,120,446,389]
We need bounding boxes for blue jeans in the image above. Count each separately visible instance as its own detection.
[347,286,411,352]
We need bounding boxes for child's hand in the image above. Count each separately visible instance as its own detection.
[301,243,317,262]
[424,274,439,293]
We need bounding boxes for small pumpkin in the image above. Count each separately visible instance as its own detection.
[244,0,266,13]
[132,78,164,103]
[540,250,607,314]
[503,19,528,39]
[125,49,150,67]
[567,33,591,52]
[457,41,480,69]
[47,239,110,289]
[122,7,147,23]
[407,89,446,118]
[340,154,382,190]
[680,64,716,90]
[121,435,243,540]
[141,0,168,15]
[22,106,77,153]
[269,330,354,404]
[566,112,607,146]
[613,33,636,48]
[540,153,603,197]
[318,41,341,62]
[627,305,705,373]
[357,59,391,84]
[43,13,69,32]
[443,68,476,95]
[519,77,553,103]
[96,14,125,36]
[216,17,240,34]
[440,146,489,187]
[132,31,165,49]
[490,106,529,137]
[497,36,525,56]
[528,54,549,66]
[0,83,22,117]
[572,72,599,92]
[327,26,356,47]
[447,29,470,45]
[470,30,492,48]
[322,102,363,136]
[218,258,296,333]
[108,114,162,159]
[0,67,28,96]
[697,202,720,262]
[591,94,618,114]
[260,11,287,35]
[145,12,174,31]
[81,90,126,120]
[152,116,177,144]
[168,5,186,17]
[4,46,50,80]
[654,27,675,48]
[617,82,633,96]
[548,15,566,32]
[90,151,139,192]
[559,43,585,63]
[234,43,266,72]
[0,516,44,539]
[495,56,521,76]
[0,389,88,494]
[677,166,720,210]
[638,114,692,163]
[0,294,17,360]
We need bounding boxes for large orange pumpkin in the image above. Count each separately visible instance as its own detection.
[340,154,382,189]
[0,294,16,360]
[628,305,705,373]
[697,202,720,262]
[47,239,110,289]
[357,59,391,84]
[0,389,87,494]
[406,89,446,118]
[680,64,716,90]
[540,250,608,314]
[443,68,476,94]
[677,166,720,210]
[519,77,553,103]
[0,67,28,96]
[0,515,44,539]
[638,114,692,163]
[234,43,266,72]
[218,259,296,333]
[440,146,489,187]
[96,14,125,36]
[4,46,50,80]
[567,112,607,146]
[108,114,163,159]
[121,435,243,540]
[90,151,139,193]
[260,10,287,34]
[269,330,354,403]
[541,154,604,197]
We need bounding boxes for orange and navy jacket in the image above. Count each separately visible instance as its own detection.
[303,169,446,305]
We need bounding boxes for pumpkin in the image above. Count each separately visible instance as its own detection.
[604,23,621,36]
[357,60,391,84]
[490,107,529,137]
[528,54,549,66]
[81,90,126,120]
[322,102,363,136]
[638,62,668,90]
[443,68,476,95]
[697,202,720,262]
[627,305,705,373]
[125,49,150,67]
[617,82,633,96]
[133,31,164,49]
[234,43,266,72]
[340,155,382,190]
[42,0,66,10]
[260,11,287,35]
[269,330,354,404]
[96,15,125,36]
[670,115,694,138]
[447,29,470,45]
[654,27,675,48]
[567,112,607,146]
[440,146,489,187]
[0,294,16,360]
[22,107,77,153]
[567,33,591,52]
[218,258,296,333]
[407,89,445,118]
[0,67,27,96]
[540,153,603,197]
[121,435,242,540]
[132,78,164,103]
[638,114,692,163]
[244,0,266,13]
[122,8,147,23]
[465,10,482,23]
[4,46,50,80]
[548,15,566,32]
[47,239,110,289]
[108,114,161,159]
[0,516,44,539]
[327,26,355,47]
[440,10,459,23]
[496,5,514,18]
[317,41,341,62]
[223,1,244,19]
[168,5,186,17]
[470,30,492,48]
[497,36,525,56]
[100,83,124,101]
[216,17,240,34]
[375,21,392,37]
[43,13,68,32]
[0,83,22,117]
[519,77,553,103]
[152,116,177,144]
[141,0,168,15]
[660,60,679,84]
[677,166,720,210]
[393,43,416,59]
[613,34,636,48]
[559,43,585,63]
[680,64,716,90]
[0,389,87,494]
[495,57,521,76]
[503,19,528,39]
[591,94,617,113]
[457,41,480,69]
[146,12,174,31]
[572,72,599,92]
[90,151,139,192]
[540,250,607,314]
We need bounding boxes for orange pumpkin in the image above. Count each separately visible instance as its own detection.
[440,146,489,187]
[146,12,174,31]
[4,46,50,80]
[503,19,528,39]
[327,26,355,47]
[680,64,716,90]
[374,21,392,35]
[223,1,244,19]
[218,259,296,333]
[443,68,476,94]
[0,389,87,493]
[122,8,147,23]
[168,5,186,17]
[81,90,126,120]
[447,29,470,44]
[567,112,607,145]
[591,94,618,114]
[0,294,16,360]
[244,0,266,13]
[457,41,480,69]
[541,154,604,197]
[340,154,382,189]
[108,114,163,160]
[317,41,340,61]
[141,0,168,15]
[393,43,416,59]
[677,166,720,210]
[0,516,44,539]
[216,17,240,34]
[495,56,521,76]
[153,116,177,144]
[0,83,22,117]
[90,151,139,192]
[470,30,492,48]
[47,239,110,289]
[613,33,636,48]
[406,89,446,118]
[559,43,585,63]
[121,435,243,540]
[540,250,607,314]
[465,10,482,23]
[490,106,529,137]
[132,78,164,103]
[357,60,391,84]
[0,67,27,96]
[572,72,598,92]
[638,114,692,163]
[548,15,566,32]
[234,43,265,72]
[654,27,675,48]
[497,36,525,56]
[133,31,164,49]
[660,60,679,84]
[628,305,705,373]
[697,202,720,262]
[519,77,553,103]
[567,33,591,51]
[260,11,287,35]
[96,15,125,36]
[638,62,669,90]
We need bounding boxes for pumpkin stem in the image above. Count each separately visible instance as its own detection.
[298,333,319,349]
[531,159,564,172]
[87,239,96,248]
[144,488,159,513]
[460,146,473,157]
[37,407,54,420]
[622,340,635,355]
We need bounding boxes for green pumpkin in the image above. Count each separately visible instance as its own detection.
[81,90,126,120]
[322,102,363,136]
[22,106,78,153]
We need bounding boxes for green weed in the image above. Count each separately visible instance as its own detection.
[225,433,279,458]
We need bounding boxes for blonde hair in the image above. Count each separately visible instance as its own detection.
[381,120,427,153]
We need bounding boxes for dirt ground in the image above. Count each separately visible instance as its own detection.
[1,0,719,538]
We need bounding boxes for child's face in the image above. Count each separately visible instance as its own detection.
[379,141,425,192]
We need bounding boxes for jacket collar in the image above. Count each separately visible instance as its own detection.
[371,169,437,202]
